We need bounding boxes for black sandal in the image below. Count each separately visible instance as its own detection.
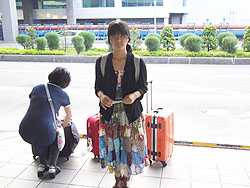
[37,164,49,178]
[49,166,61,179]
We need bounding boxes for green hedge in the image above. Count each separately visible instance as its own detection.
[2,47,250,58]
[0,48,65,55]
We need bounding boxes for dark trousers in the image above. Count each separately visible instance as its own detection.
[39,140,60,167]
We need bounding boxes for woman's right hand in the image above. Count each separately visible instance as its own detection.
[100,94,113,110]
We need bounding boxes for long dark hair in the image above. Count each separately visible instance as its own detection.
[107,20,132,52]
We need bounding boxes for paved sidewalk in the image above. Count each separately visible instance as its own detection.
[1,132,250,188]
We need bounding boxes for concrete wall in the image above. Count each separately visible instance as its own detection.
[15,0,250,25]
[187,0,250,25]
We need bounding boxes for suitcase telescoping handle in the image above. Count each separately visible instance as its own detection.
[146,80,153,113]
[146,81,163,113]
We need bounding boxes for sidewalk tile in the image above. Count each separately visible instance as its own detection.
[98,173,116,188]
[138,165,163,178]
[131,176,161,188]
[0,177,14,187]
[219,170,250,186]
[8,152,36,165]
[160,178,190,188]
[5,179,40,188]
[191,181,222,188]
[190,167,220,183]
[71,170,105,187]
[36,182,68,188]
[0,163,28,178]
[42,169,78,184]
[17,165,43,181]
[189,147,217,168]
[223,184,250,188]
[58,157,87,170]
[80,157,107,173]
[162,165,190,180]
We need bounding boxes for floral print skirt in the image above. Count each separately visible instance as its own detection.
[99,102,148,176]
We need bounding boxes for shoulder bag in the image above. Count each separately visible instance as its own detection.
[45,84,65,151]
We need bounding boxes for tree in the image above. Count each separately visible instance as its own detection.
[26,28,38,49]
[160,26,176,51]
[242,26,250,52]
[45,32,60,50]
[201,25,218,51]
[130,27,142,50]
[72,36,85,55]
[78,31,96,51]
[16,34,31,49]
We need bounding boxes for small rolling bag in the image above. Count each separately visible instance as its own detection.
[86,113,100,158]
[59,120,80,160]
[145,81,174,167]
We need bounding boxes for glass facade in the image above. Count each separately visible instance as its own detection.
[122,0,163,7]
[82,0,114,8]
[172,0,186,8]
[37,0,66,9]
[16,0,23,9]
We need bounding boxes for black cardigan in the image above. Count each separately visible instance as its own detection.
[95,52,148,123]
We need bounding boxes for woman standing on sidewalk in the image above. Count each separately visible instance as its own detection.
[95,20,148,188]
[19,67,72,179]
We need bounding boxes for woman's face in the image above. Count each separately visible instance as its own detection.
[109,33,129,51]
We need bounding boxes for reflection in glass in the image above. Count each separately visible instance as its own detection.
[82,0,114,8]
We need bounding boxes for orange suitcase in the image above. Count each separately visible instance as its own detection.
[145,81,174,167]
[145,109,174,166]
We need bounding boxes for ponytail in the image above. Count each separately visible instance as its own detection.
[126,43,132,53]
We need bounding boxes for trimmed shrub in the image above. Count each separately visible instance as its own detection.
[45,32,60,50]
[201,25,218,51]
[185,36,203,52]
[146,33,161,42]
[130,27,142,50]
[78,31,96,51]
[16,34,32,49]
[145,36,160,51]
[179,33,197,49]
[217,32,236,48]
[221,36,238,53]
[243,26,250,52]
[34,37,47,51]
[72,36,85,55]
[160,26,176,51]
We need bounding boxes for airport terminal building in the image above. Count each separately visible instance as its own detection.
[0,0,250,41]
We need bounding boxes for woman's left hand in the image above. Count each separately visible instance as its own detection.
[122,91,141,104]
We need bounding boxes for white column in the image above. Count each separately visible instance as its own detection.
[115,0,121,21]
[163,0,170,25]
[182,14,188,24]
[66,0,76,24]
[0,0,18,41]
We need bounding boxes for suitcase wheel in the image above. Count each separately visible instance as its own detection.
[94,155,100,162]
[161,161,167,167]
[149,159,152,165]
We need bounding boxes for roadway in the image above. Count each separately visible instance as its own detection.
[0,61,250,146]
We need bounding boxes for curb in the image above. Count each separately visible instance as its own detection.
[174,141,250,150]
[79,133,250,150]
[1,55,250,64]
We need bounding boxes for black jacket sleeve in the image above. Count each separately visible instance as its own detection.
[94,57,103,97]
[136,58,148,100]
